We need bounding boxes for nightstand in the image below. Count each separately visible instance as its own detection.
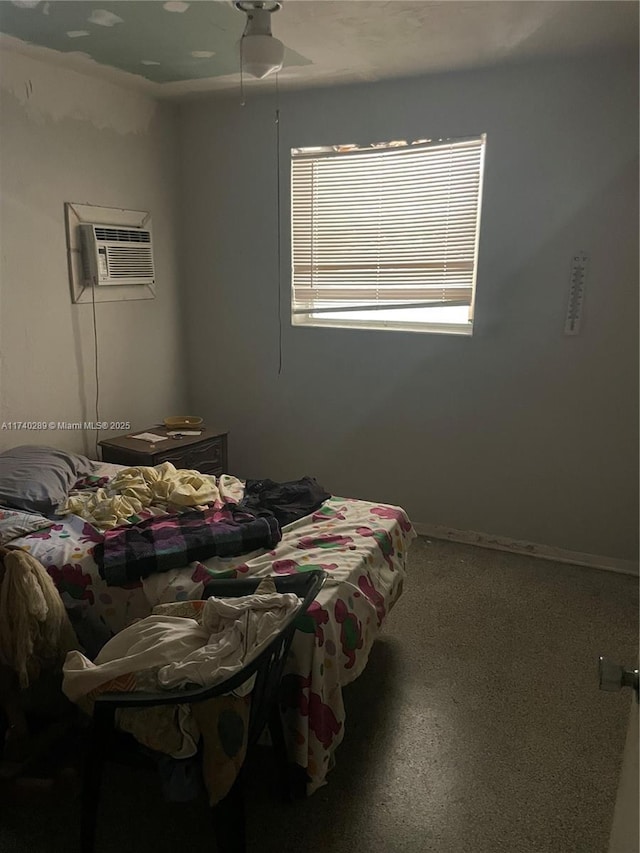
[99,427,228,476]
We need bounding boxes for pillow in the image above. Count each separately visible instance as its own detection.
[0,445,95,515]
[0,507,54,544]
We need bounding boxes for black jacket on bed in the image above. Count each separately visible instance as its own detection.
[238,477,330,527]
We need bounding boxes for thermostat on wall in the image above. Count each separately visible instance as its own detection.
[565,251,588,335]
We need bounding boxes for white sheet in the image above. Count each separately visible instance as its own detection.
[62,591,301,701]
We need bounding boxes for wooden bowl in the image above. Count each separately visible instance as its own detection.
[163,416,204,430]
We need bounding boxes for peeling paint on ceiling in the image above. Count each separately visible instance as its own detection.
[0,0,311,84]
[0,1,637,97]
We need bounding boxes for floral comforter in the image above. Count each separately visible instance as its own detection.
[11,468,415,793]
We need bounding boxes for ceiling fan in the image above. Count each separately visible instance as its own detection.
[234,1,285,80]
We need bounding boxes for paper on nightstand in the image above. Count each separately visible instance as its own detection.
[131,432,169,442]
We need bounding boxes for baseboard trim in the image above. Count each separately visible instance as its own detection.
[412,523,639,577]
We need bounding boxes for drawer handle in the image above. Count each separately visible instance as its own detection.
[195,460,220,470]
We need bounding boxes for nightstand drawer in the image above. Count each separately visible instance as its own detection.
[154,436,224,474]
[99,428,229,475]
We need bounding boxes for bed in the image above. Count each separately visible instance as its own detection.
[2,449,416,793]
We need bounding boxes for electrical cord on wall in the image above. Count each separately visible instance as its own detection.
[90,278,101,459]
[275,71,283,375]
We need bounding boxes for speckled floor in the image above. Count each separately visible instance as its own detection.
[1,537,637,853]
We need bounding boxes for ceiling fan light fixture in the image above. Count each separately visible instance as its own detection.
[241,34,284,79]
[235,1,284,80]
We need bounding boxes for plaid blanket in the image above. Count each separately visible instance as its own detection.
[93,506,281,587]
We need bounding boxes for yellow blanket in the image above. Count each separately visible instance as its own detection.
[60,462,221,529]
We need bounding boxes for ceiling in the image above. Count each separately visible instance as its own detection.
[0,0,637,98]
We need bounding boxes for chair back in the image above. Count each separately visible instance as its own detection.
[201,571,325,743]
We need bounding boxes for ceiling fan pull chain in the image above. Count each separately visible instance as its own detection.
[240,38,246,106]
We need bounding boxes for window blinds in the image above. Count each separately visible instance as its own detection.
[291,135,486,321]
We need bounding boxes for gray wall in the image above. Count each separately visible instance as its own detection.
[0,50,186,456]
[179,53,638,562]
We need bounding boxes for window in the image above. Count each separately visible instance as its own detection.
[291,134,486,334]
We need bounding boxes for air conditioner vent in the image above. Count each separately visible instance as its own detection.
[93,227,151,243]
[106,248,155,278]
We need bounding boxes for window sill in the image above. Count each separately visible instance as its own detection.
[291,318,474,336]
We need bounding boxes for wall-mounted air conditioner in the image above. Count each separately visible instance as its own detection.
[79,223,155,286]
